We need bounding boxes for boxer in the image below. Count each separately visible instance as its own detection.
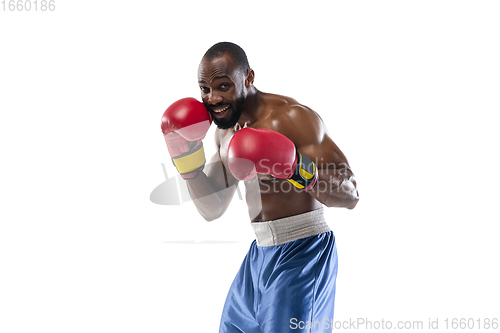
[161,42,359,333]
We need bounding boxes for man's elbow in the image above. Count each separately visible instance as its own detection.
[346,188,360,209]
[202,213,221,222]
[197,205,226,222]
[346,195,359,210]
[323,190,359,209]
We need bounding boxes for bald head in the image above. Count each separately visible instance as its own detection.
[202,42,250,75]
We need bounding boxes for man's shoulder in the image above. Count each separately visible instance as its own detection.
[262,92,321,123]
[261,92,325,146]
[263,92,321,124]
[262,92,299,112]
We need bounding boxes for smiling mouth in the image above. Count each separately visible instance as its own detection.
[212,105,229,113]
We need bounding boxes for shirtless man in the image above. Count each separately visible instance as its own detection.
[161,42,359,333]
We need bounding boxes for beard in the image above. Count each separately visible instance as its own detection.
[208,94,245,130]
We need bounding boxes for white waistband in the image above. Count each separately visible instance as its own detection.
[250,208,330,247]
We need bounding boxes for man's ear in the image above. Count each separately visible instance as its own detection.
[245,69,255,87]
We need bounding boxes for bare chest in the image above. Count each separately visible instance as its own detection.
[219,127,237,170]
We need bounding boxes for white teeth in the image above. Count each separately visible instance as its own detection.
[214,105,229,113]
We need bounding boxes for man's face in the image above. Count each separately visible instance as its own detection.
[198,54,246,129]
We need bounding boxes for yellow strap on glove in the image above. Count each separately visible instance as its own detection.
[172,143,206,175]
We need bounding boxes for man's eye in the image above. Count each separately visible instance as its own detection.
[220,83,229,89]
[200,87,209,93]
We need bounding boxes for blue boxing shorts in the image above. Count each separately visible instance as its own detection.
[219,208,338,333]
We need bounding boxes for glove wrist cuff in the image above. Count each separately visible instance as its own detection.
[172,142,206,176]
[287,152,318,191]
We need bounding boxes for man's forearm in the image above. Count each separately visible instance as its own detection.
[185,172,234,221]
[310,167,359,209]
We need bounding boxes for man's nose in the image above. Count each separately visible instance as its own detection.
[208,91,223,105]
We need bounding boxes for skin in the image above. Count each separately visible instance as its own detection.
[186,53,359,222]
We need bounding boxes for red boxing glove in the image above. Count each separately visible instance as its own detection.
[227,128,318,191]
[161,98,212,178]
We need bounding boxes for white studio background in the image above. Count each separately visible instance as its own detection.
[1,1,499,332]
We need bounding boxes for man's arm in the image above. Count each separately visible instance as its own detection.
[185,132,239,221]
[275,105,360,209]
[307,150,359,209]
[161,98,239,221]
